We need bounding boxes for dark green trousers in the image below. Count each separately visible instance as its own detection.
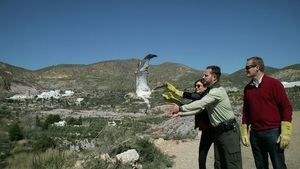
[213,124,242,169]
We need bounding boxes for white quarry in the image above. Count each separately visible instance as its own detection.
[281,81,300,88]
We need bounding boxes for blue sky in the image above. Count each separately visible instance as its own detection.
[0,0,299,73]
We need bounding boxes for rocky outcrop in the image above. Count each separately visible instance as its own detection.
[148,116,197,140]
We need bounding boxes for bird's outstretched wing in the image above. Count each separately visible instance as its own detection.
[135,54,157,110]
[136,54,157,74]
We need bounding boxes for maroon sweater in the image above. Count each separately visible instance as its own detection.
[242,75,292,131]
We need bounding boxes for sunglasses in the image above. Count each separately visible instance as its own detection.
[245,65,256,70]
[195,84,202,88]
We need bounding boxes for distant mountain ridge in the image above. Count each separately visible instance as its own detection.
[0,60,299,94]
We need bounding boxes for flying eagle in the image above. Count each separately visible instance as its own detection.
[135,54,157,111]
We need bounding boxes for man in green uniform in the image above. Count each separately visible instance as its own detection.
[169,65,242,169]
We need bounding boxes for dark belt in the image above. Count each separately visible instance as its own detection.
[215,118,237,132]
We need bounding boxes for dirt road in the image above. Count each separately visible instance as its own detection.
[155,111,300,169]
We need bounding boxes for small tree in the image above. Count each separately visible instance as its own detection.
[9,123,23,141]
[36,115,42,127]
[67,117,82,125]
[67,117,76,125]
[78,116,82,125]
[33,134,56,152]
[42,114,61,129]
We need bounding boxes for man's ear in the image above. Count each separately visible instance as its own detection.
[256,66,260,71]
[212,74,217,82]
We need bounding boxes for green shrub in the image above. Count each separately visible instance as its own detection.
[83,159,132,169]
[7,149,75,169]
[0,105,11,118]
[66,117,82,125]
[33,135,56,152]
[286,86,300,111]
[32,149,74,169]
[96,125,173,169]
[9,123,23,141]
[42,114,61,129]
[134,138,173,169]
[0,131,11,168]
[35,115,42,127]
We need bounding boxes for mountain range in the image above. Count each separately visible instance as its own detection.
[1,59,300,95]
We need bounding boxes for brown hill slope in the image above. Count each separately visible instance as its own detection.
[1,60,299,94]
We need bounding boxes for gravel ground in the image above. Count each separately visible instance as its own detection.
[155,111,300,169]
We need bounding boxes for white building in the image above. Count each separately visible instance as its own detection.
[281,81,300,88]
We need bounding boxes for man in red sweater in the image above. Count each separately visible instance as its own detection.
[241,56,293,169]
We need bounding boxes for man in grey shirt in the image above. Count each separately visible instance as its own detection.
[169,65,242,169]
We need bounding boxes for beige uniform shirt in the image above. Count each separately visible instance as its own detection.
[180,85,235,127]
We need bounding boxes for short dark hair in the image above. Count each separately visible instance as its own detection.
[206,65,221,80]
[247,56,265,72]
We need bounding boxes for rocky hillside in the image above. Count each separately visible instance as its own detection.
[34,59,140,91]
[0,60,300,94]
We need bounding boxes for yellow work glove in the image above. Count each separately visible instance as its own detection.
[162,92,182,105]
[277,121,292,149]
[166,82,183,97]
[162,93,171,100]
[240,124,250,147]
